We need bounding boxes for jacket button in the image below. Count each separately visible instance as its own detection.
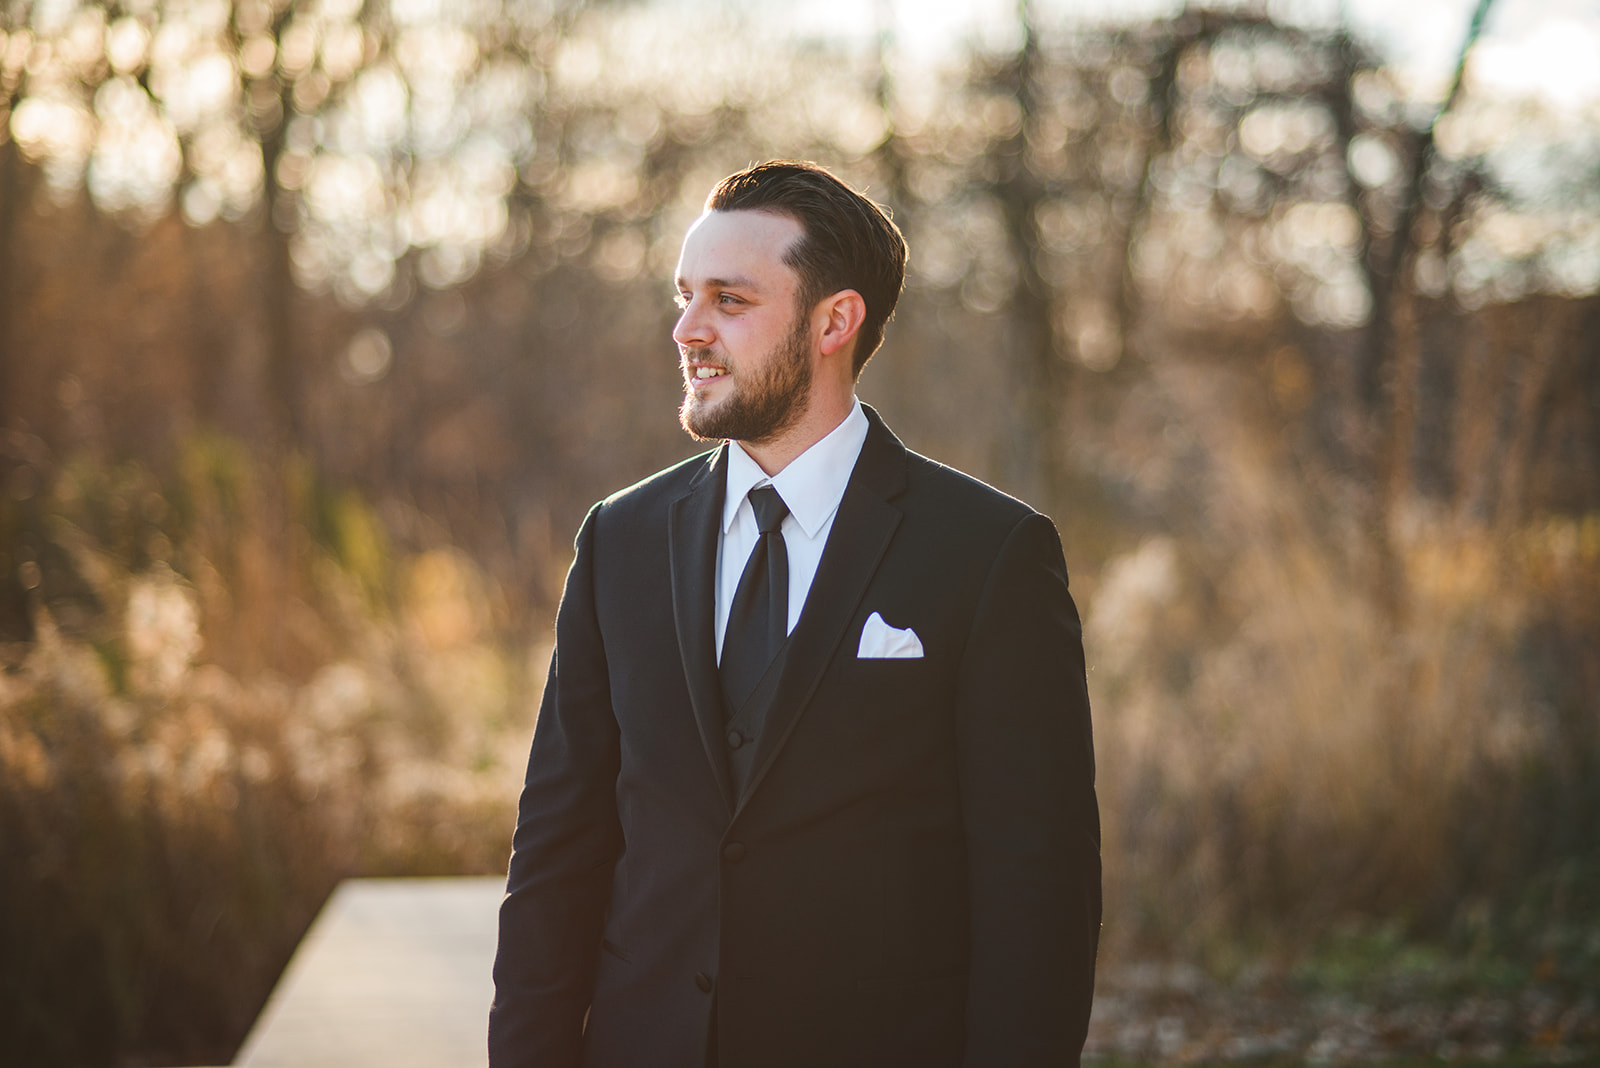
[694,972,714,993]
[722,842,747,862]
[726,729,744,749]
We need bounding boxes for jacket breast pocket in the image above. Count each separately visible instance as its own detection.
[843,656,954,748]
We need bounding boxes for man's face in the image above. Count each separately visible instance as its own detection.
[673,210,815,445]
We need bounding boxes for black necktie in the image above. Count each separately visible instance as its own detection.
[720,485,790,714]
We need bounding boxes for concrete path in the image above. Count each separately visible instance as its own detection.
[233,876,504,1068]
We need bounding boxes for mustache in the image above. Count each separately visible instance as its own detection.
[679,348,729,373]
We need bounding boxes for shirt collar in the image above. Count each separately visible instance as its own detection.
[722,398,869,539]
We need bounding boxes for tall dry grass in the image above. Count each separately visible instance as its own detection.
[4,407,1597,1064]
[1083,368,1600,982]
[0,437,542,1065]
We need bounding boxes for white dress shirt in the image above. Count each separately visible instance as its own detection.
[714,399,870,661]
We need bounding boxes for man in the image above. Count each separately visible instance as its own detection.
[490,161,1099,1068]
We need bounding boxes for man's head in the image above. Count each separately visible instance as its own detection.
[673,162,906,465]
[674,209,814,447]
[704,161,907,378]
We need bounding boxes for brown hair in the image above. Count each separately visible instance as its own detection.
[706,160,907,378]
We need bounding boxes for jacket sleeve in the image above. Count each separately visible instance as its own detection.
[490,504,622,1068]
[956,511,1101,1066]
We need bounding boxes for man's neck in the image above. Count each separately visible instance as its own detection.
[738,391,856,477]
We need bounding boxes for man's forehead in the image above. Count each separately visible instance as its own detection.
[676,209,802,283]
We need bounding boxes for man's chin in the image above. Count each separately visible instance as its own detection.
[680,396,797,446]
[679,395,724,442]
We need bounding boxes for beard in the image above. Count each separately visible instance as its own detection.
[679,311,812,445]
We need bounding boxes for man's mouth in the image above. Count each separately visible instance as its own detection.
[686,362,730,387]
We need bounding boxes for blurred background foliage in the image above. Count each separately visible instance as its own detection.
[1,0,1598,1063]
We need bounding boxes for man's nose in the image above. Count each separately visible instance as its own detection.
[673,299,713,348]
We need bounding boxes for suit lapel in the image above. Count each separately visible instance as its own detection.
[668,445,736,814]
[736,407,909,812]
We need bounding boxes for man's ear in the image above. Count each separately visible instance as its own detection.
[815,290,866,359]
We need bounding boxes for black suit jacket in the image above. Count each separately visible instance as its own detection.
[491,407,1099,1068]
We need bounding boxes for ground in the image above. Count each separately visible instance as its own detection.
[1086,961,1600,1066]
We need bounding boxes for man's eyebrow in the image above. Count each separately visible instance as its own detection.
[676,274,761,292]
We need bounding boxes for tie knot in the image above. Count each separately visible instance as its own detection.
[748,485,789,534]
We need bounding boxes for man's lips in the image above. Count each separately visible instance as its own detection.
[685,363,730,389]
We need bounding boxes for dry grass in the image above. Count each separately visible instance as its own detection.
[0,438,541,1065]
[1085,395,1600,972]
[3,422,1597,1065]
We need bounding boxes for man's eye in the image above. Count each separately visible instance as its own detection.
[718,293,742,305]
[674,293,689,309]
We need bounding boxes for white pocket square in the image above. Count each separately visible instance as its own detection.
[857,612,924,659]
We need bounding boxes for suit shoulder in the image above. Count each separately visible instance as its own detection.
[595,447,719,516]
[604,447,720,505]
[902,449,1040,529]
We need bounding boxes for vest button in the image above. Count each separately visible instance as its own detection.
[694,972,714,994]
[722,842,747,862]
[726,729,745,749]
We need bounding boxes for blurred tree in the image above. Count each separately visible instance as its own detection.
[1,6,21,402]
[4,0,585,445]
[0,1,35,643]
[990,0,1067,508]
[880,7,1400,518]
[1357,0,1496,623]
